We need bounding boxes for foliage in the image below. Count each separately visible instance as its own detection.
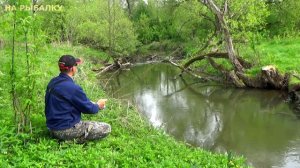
[131,0,180,44]
[173,0,214,56]
[266,0,300,36]
[224,0,269,41]
[173,0,212,41]
[0,0,47,132]
[0,44,247,167]
[65,0,138,57]
[40,0,73,42]
[1,0,300,166]
[130,0,270,58]
[240,37,300,76]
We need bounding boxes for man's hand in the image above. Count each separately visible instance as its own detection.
[97,99,108,110]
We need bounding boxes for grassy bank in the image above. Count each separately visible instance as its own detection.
[242,37,300,87]
[0,43,246,167]
[242,37,300,74]
[253,37,300,87]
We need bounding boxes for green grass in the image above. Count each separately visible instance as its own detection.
[242,37,300,76]
[240,37,300,90]
[0,43,246,167]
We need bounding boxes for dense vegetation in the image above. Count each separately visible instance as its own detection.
[1,0,300,167]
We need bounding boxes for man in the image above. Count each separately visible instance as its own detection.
[45,55,111,143]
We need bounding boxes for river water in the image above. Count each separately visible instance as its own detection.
[101,63,300,168]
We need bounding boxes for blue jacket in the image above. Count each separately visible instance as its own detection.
[45,73,99,130]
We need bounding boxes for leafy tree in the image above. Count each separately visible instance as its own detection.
[40,0,73,42]
[197,1,268,52]
[174,1,211,41]
[267,0,300,36]
[131,0,181,44]
[175,0,270,87]
[66,0,138,58]
[123,0,140,17]
[173,0,215,55]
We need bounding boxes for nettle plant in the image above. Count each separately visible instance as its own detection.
[8,0,46,133]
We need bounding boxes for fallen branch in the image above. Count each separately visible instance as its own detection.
[183,52,251,69]
[206,57,228,75]
[292,74,300,80]
[162,59,208,81]
[184,52,228,68]
[119,62,132,69]
[207,57,245,87]
[97,60,132,75]
[97,64,116,74]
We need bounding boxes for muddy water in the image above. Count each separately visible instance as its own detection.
[101,63,300,168]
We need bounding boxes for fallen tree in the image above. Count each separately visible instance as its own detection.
[163,0,289,90]
[164,52,289,90]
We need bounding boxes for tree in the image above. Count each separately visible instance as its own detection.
[200,0,268,73]
[170,0,217,57]
[267,0,300,36]
[1,0,46,133]
[131,0,182,44]
[66,0,138,58]
[123,0,140,17]
[40,0,73,42]
[173,0,287,89]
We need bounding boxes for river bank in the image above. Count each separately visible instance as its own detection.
[102,37,300,92]
[1,36,299,167]
[132,38,300,91]
[101,63,300,168]
[0,43,246,167]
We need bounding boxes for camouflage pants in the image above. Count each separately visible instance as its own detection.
[51,121,111,143]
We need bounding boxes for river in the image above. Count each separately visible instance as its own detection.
[100,63,300,168]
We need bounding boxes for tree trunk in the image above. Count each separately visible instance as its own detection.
[223,26,244,72]
[11,5,17,125]
[126,0,131,16]
[237,65,289,89]
[203,0,244,73]
[260,65,289,89]
[107,0,112,59]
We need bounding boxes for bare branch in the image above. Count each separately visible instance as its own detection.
[206,57,228,75]
[162,59,208,81]
[184,52,228,68]
[223,0,228,15]
[183,52,252,71]
[206,0,222,15]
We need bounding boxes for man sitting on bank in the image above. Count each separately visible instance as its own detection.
[45,55,111,143]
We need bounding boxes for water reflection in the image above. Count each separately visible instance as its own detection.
[136,91,162,127]
[101,63,300,168]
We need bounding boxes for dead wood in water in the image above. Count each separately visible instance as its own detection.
[237,65,289,90]
[94,59,132,75]
[98,64,116,74]
[261,65,289,89]
[162,59,206,80]
[206,57,246,87]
